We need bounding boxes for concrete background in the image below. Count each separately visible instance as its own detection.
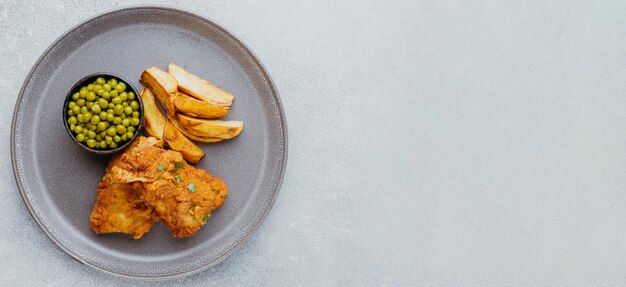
[2,0,626,286]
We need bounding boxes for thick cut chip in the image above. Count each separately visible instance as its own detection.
[174,92,229,119]
[177,113,243,141]
[139,88,166,140]
[168,63,234,107]
[140,67,177,118]
[163,119,205,163]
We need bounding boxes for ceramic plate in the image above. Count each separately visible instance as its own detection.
[11,6,286,279]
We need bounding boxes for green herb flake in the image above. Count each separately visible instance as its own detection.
[187,183,196,193]
[157,164,166,171]
[202,213,211,224]
[173,162,184,172]
[175,176,181,183]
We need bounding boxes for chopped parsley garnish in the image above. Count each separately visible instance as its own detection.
[157,164,166,171]
[175,176,181,183]
[173,162,184,172]
[187,183,196,192]
[202,213,211,224]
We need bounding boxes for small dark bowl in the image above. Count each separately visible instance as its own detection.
[63,73,144,154]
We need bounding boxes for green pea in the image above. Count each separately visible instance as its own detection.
[83,112,92,122]
[108,103,114,109]
[99,140,107,149]
[79,90,87,98]
[109,90,118,98]
[76,114,84,123]
[113,117,122,125]
[101,91,110,99]
[108,78,118,86]
[72,92,80,101]
[96,77,105,85]
[71,106,80,115]
[125,131,134,139]
[90,115,100,125]
[130,101,139,111]
[127,91,134,100]
[111,96,122,104]
[113,104,124,115]
[86,102,93,109]
[121,113,127,119]
[74,125,83,134]
[80,106,88,114]
[76,99,86,106]
[86,139,97,148]
[82,128,88,135]
[98,111,107,119]
[106,127,116,136]
[123,106,133,115]
[105,136,113,144]
[127,126,135,133]
[76,133,85,142]
[120,118,129,127]
[131,111,140,118]
[86,92,95,101]
[96,90,104,96]
[122,102,128,107]
[119,92,127,99]
[115,84,124,93]
[116,125,126,134]
[113,135,121,143]
[103,84,111,92]
[120,92,128,101]
[93,84,102,91]
[97,122,107,131]
[68,101,77,109]
[87,130,96,139]
[120,134,128,142]
[87,84,94,91]
[91,104,101,114]
[99,130,107,137]
[67,110,74,116]
[96,135,102,142]
[119,82,127,92]
[129,118,140,126]
[97,98,108,108]
[106,113,115,122]
[88,124,96,131]
[109,142,118,149]
[68,116,77,125]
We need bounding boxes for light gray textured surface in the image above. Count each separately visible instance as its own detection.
[1,0,626,286]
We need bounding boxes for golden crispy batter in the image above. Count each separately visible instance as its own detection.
[90,136,228,238]
[89,140,160,239]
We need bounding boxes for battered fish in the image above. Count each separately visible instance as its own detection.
[89,136,228,238]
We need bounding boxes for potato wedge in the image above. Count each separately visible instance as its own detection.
[174,92,229,119]
[177,113,243,140]
[139,88,166,140]
[163,119,205,163]
[140,67,177,118]
[168,63,234,107]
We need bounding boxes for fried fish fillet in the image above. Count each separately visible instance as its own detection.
[89,139,161,239]
[90,136,228,238]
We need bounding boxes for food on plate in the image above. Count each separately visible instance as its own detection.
[163,119,205,163]
[140,67,177,117]
[168,63,234,107]
[139,88,166,140]
[139,64,243,147]
[174,92,229,119]
[177,113,243,141]
[66,76,141,150]
[89,138,160,239]
[89,136,228,238]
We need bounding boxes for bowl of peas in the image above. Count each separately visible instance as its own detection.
[63,73,144,154]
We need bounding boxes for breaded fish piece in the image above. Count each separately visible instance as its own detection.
[95,136,228,238]
[89,141,160,239]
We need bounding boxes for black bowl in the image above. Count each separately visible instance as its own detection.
[63,73,144,154]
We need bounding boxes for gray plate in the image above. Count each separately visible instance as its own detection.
[11,6,287,279]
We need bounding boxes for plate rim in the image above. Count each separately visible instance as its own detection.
[10,5,288,280]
